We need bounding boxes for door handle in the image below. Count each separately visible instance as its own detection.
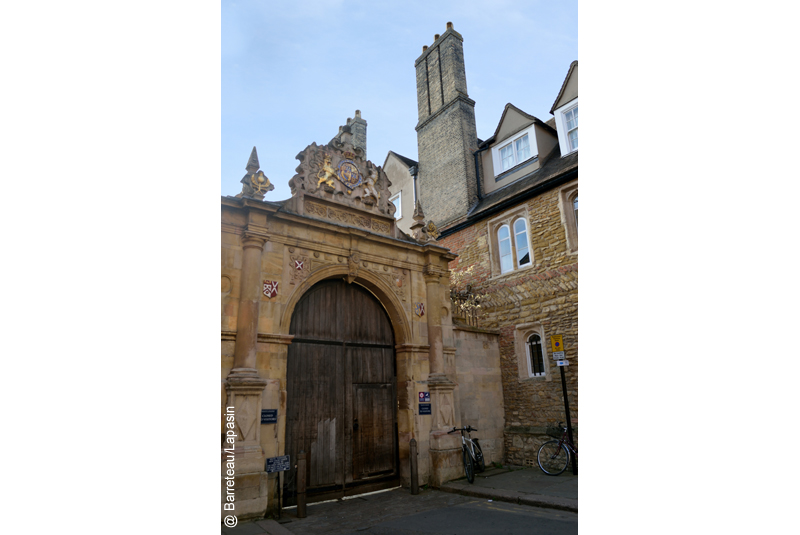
[353,418,359,431]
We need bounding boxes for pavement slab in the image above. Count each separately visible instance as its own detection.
[222,466,578,533]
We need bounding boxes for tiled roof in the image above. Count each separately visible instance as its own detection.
[468,146,578,219]
[478,103,556,148]
[387,151,418,168]
[549,60,578,114]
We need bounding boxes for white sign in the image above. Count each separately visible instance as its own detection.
[552,351,565,359]
[556,360,569,366]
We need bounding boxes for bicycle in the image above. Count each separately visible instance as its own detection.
[537,421,577,476]
[448,425,485,483]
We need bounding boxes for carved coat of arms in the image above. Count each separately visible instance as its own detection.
[263,280,279,298]
[337,159,362,192]
[414,302,425,317]
[290,256,310,285]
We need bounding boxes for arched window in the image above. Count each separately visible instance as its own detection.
[514,218,530,267]
[527,334,545,377]
[572,194,578,231]
[498,225,513,274]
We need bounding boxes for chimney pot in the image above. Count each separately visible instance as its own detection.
[446,22,453,30]
[434,34,440,40]
[355,110,361,118]
[422,45,428,52]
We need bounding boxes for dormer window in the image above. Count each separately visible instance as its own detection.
[553,98,579,156]
[499,134,531,172]
[491,127,538,178]
[565,105,578,151]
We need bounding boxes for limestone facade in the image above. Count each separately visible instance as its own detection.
[221,114,506,520]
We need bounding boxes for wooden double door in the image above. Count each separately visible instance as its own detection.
[284,279,398,504]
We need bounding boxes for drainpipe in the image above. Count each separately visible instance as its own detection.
[473,145,489,201]
[408,165,418,203]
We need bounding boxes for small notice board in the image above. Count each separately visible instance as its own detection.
[266,455,290,473]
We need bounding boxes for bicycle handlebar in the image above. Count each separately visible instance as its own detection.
[447,426,478,434]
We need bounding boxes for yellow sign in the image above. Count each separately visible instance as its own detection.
[550,335,564,353]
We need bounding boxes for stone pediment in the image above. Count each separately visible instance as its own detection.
[286,126,397,229]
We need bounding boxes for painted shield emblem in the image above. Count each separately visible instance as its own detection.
[263,280,279,298]
[336,159,362,191]
[294,260,304,270]
[414,302,425,317]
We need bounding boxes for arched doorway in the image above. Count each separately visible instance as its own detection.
[284,278,398,505]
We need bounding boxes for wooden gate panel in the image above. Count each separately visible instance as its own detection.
[285,342,344,490]
[350,346,394,384]
[353,384,395,479]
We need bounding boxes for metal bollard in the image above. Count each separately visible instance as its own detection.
[297,450,307,518]
[410,438,419,495]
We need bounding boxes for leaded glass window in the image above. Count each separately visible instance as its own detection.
[527,334,545,376]
[514,218,530,267]
[498,225,512,273]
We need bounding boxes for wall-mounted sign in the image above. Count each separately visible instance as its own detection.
[266,455,290,473]
[552,351,565,359]
[556,360,569,367]
[418,392,430,402]
[419,403,432,415]
[550,335,564,353]
[261,409,278,424]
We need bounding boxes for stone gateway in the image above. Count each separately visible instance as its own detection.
[221,113,505,520]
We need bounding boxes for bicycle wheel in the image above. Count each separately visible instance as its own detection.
[473,441,486,473]
[463,447,475,483]
[537,440,569,476]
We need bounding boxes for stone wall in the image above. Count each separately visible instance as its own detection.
[451,325,505,466]
[436,183,578,466]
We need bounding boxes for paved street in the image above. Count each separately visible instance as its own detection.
[223,483,577,535]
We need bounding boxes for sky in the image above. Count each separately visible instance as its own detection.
[221,0,578,200]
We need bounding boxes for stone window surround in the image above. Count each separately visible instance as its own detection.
[558,180,578,255]
[514,322,552,382]
[487,206,534,279]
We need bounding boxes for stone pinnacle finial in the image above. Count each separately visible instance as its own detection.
[237,146,273,201]
[246,146,259,174]
[410,200,430,243]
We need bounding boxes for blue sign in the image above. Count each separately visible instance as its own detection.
[266,455,290,473]
[261,409,277,424]
[418,392,430,402]
[419,403,432,415]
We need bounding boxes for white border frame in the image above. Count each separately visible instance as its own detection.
[490,124,538,177]
[553,97,579,157]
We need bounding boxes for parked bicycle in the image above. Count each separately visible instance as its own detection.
[537,421,577,476]
[448,425,485,483]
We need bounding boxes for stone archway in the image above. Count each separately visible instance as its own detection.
[279,265,411,346]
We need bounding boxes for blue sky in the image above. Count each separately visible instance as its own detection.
[222,0,577,200]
